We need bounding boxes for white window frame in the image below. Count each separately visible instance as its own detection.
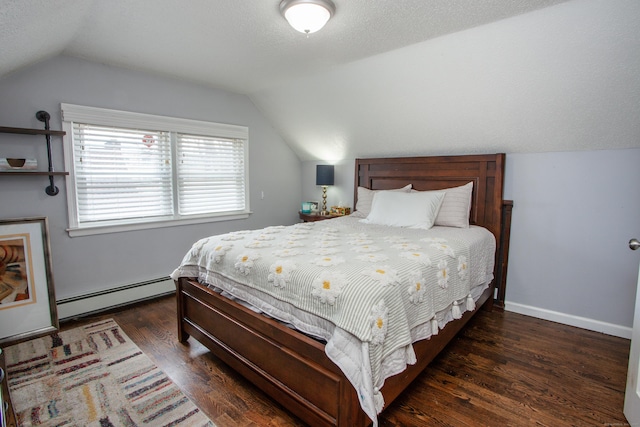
[61,104,250,237]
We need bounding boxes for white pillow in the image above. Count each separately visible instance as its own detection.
[434,182,473,228]
[351,184,411,218]
[360,190,445,229]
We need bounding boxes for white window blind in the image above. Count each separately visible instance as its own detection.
[177,134,246,215]
[73,124,173,223]
[61,103,250,236]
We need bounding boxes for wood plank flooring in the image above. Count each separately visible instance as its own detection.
[60,295,631,426]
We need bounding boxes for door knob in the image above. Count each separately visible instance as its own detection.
[630,238,640,250]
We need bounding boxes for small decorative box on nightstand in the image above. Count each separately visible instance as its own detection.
[330,206,351,216]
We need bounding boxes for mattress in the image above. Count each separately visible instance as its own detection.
[171,215,495,423]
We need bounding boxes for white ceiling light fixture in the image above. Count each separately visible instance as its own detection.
[280,0,336,35]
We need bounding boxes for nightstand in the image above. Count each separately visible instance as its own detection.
[1,348,17,427]
[299,212,341,222]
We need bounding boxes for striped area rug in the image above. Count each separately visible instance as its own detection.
[4,319,214,427]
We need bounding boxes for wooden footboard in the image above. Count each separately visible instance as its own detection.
[176,277,495,427]
[176,277,368,426]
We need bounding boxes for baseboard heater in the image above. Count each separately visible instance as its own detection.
[56,277,175,320]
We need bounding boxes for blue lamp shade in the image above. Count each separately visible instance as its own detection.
[316,165,334,186]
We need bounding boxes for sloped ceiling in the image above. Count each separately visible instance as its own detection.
[1,0,568,93]
[252,0,640,161]
[2,0,639,161]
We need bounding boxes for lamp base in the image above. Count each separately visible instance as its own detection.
[321,186,328,215]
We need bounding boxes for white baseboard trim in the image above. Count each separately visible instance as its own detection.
[505,301,632,339]
[57,277,175,320]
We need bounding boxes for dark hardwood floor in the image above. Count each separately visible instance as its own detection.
[61,295,631,427]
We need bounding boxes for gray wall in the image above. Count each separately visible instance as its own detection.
[504,149,640,333]
[0,55,302,300]
[302,149,640,336]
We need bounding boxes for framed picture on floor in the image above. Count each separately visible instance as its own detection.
[0,217,58,346]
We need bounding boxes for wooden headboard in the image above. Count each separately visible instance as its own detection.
[354,153,506,244]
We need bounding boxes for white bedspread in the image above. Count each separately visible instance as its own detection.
[171,216,495,425]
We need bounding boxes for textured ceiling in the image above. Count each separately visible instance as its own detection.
[0,0,569,95]
[5,0,636,162]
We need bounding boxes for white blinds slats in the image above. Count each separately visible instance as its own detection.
[177,134,246,215]
[62,104,250,233]
[73,124,173,223]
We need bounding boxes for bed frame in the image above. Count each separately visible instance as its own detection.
[175,153,512,426]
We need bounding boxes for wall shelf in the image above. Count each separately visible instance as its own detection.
[0,111,67,195]
[0,126,66,137]
[0,171,68,176]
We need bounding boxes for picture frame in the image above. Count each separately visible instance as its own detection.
[0,217,58,346]
[309,201,319,213]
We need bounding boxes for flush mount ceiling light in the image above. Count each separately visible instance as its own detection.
[280,0,336,35]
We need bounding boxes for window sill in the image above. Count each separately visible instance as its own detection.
[67,211,252,237]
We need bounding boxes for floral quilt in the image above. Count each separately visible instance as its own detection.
[171,215,495,425]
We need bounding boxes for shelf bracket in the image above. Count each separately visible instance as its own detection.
[36,110,60,196]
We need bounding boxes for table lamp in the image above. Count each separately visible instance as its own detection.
[316,165,334,215]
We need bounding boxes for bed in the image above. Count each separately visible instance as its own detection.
[172,153,512,426]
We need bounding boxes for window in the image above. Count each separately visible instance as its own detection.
[62,104,249,236]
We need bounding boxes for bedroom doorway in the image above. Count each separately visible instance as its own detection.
[624,238,640,425]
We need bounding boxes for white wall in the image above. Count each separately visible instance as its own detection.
[0,56,302,302]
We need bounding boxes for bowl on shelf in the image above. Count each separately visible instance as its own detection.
[1,158,37,170]
[6,158,26,167]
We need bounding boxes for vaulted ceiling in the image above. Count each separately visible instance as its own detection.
[1,0,568,94]
[2,0,639,161]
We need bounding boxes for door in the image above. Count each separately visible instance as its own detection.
[624,238,640,425]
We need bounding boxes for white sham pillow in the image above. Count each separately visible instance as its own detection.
[360,190,445,229]
[412,182,473,228]
[351,184,411,218]
[434,182,473,228]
